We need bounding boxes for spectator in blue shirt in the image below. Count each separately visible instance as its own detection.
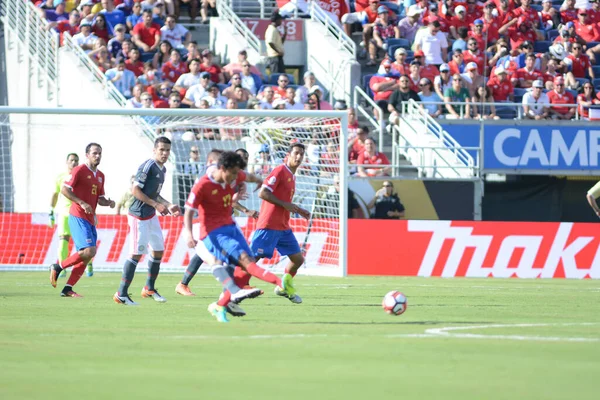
[100,0,126,30]
[126,1,143,31]
[40,0,69,22]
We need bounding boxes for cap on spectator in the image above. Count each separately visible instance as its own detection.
[79,19,92,27]
[382,59,392,67]
[578,8,588,15]
[200,71,210,78]
[79,0,93,7]
[259,144,270,153]
[414,50,425,57]
[201,49,212,57]
[114,24,126,32]
[466,62,478,71]
[54,0,64,6]
[334,100,347,110]
[394,47,407,57]
[495,66,507,75]
[377,6,389,14]
[532,80,544,88]
[455,5,466,14]
[453,49,463,56]
[309,85,324,95]
[407,5,424,17]
[474,19,483,25]
[565,21,574,29]
[207,82,218,90]
[303,70,315,79]
[419,77,431,86]
[554,76,565,85]
[439,63,450,72]
[521,41,533,49]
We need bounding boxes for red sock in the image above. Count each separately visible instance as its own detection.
[233,267,251,287]
[217,290,231,307]
[66,262,86,287]
[60,253,84,270]
[245,263,282,287]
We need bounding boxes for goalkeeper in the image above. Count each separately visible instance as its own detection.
[50,153,94,278]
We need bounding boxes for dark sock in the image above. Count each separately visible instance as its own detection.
[182,254,203,285]
[118,258,139,297]
[61,284,72,294]
[145,257,161,291]
[211,264,240,294]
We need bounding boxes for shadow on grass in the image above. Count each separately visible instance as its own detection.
[286,321,492,326]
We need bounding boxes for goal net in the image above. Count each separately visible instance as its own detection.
[0,108,348,277]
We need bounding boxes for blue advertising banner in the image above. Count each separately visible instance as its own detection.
[440,123,600,173]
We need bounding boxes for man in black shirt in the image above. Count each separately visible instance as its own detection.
[388,74,420,124]
[367,181,405,219]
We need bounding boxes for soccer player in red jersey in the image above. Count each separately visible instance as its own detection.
[246,143,311,304]
[49,143,116,297]
[184,151,295,322]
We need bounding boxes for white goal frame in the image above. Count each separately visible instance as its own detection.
[0,107,349,276]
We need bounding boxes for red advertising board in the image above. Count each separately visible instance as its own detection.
[348,220,600,278]
[242,19,304,41]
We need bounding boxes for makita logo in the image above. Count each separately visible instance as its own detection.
[408,221,600,279]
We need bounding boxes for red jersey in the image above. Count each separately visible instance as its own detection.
[369,75,398,101]
[574,21,600,42]
[450,16,470,31]
[420,64,440,82]
[560,9,578,24]
[548,90,575,115]
[482,15,501,43]
[516,67,543,83]
[565,54,591,78]
[487,77,514,101]
[200,63,222,83]
[257,164,296,231]
[125,60,144,77]
[588,9,600,24]
[64,164,105,225]
[577,93,600,119]
[161,61,189,83]
[357,151,390,177]
[132,22,161,47]
[504,6,539,26]
[390,61,409,76]
[507,28,537,50]
[463,51,485,74]
[186,170,247,239]
[55,21,78,45]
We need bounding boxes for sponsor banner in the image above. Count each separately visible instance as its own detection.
[348,219,600,279]
[242,19,304,41]
[441,123,600,172]
[0,214,338,271]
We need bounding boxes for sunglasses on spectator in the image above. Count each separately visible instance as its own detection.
[419,84,427,87]
[556,83,564,86]
[201,76,209,79]
[242,64,250,67]
[191,150,199,153]
[142,97,152,101]
[580,13,587,16]
[469,42,478,46]
[232,77,240,80]
[383,184,392,187]
[453,79,461,82]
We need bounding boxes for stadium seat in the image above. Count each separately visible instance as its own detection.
[363,74,375,98]
[566,89,578,99]
[534,41,551,54]
[514,88,529,98]
[386,38,410,58]
[269,73,295,85]
[575,78,590,87]
[496,106,517,119]
[593,66,600,77]
[257,84,274,94]
[547,29,559,41]
[380,1,400,14]
[531,4,542,11]
[514,95,523,104]
[593,78,600,88]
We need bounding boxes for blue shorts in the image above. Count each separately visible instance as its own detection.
[68,215,97,251]
[250,229,301,259]
[202,224,254,264]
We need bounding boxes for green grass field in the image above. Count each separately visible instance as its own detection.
[1,273,599,400]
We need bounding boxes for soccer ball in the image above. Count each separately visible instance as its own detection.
[382,291,407,315]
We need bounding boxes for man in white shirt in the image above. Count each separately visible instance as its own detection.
[284,87,304,110]
[73,19,98,52]
[202,83,228,109]
[414,20,448,67]
[160,15,191,50]
[174,58,201,91]
[182,71,211,108]
[522,80,550,119]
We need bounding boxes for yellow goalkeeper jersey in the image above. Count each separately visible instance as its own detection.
[55,172,72,214]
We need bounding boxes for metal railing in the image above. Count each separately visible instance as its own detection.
[1,0,60,102]
[419,100,581,120]
[396,99,478,178]
[309,54,354,105]
[217,1,262,55]
[309,1,356,58]
[353,86,384,152]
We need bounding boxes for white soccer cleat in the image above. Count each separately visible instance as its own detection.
[230,287,262,304]
[113,292,139,306]
[225,302,246,317]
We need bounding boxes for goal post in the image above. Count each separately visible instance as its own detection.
[0,107,349,277]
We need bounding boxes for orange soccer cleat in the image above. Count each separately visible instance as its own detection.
[175,282,196,296]
[60,290,83,298]
[141,287,167,303]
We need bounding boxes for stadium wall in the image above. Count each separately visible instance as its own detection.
[3,46,171,213]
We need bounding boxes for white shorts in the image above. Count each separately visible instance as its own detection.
[128,214,165,255]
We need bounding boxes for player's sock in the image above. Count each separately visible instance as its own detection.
[145,257,161,291]
[233,267,252,287]
[285,266,298,278]
[118,258,139,297]
[217,290,231,307]
[61,285,73,295]
[58,238,69,262]
[60,252,84,270]
[182,254,203,285]
[245,263,282,287]
[66,262,86,287]
[211,264,241,294]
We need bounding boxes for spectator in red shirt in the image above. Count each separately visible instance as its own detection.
[499,18,540,51]
[448,49,467,75]
[125,48,144,77]
[480,3,501,44]
[47,9,80,45]
[468,19,487,53]
[386,47,409,76]
[548,76,576,119]
[487,66,514,102]
[515,53,543,88]
[564,43,595,86]
[349,126,369,165]
[199,49,224,84]
[368,6,400,66]
[540,0,559,30]
[450,5,471,40]
[574,9,600,42]
[413,50,440,82]
[463,38,485,75]
[161,49,189,83]
[589,0,600,24]
[577,83,600,120]
[369,59,399,109]
[503,0,538,27]
[407,60,423,92]
[132,10,161,56]
[560,0,578,24]
[92,13,110,44]
[357,138,391,177]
